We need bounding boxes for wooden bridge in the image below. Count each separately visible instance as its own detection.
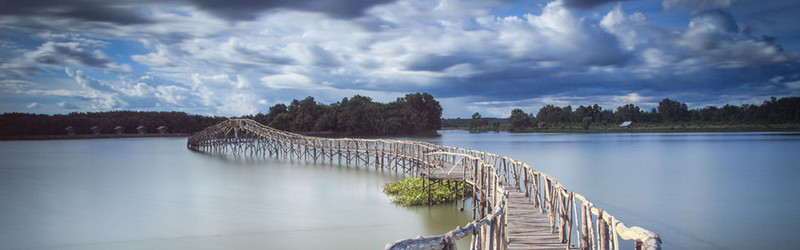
[187,119,661,250]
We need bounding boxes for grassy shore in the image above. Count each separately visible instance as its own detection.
[383,178,472,206]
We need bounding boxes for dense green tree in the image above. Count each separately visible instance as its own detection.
[509,108,533,132]
[249,92,443,136]
[615,104,643,123]
[266,103,288,122]
[658,98,689,123]
[536,105,562,124]
[337,95,377,135]
[401,92,442,133]
[268,113,293,131]
[574,105,601,124]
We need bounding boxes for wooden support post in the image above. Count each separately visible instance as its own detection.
[599,210,610,250]
[473,159,478,220]
[567,192,575,247]
[581,204,590,250]
[488,218,495,250]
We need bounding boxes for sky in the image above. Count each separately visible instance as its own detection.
[0,0,799,118]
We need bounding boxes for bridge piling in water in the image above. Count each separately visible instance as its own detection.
[187,119,661,250]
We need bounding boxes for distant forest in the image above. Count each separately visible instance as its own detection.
[3,95,796,137]
[462,96,800,132]
[0,93,443,137]
[0,111,227,137]
[241,92,442,136]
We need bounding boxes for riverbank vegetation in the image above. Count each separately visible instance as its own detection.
[383,178,472,206]
[0,92,442,137]
[459,96,800,133]
[243,92,442,136]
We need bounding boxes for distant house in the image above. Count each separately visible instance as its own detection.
[157,125,168,135]
[536,122,547,128]
[136,126,147,135]
[90,125,101,135]
[620,121,633,128]
[65,126,75,135]
[114,126,125,135]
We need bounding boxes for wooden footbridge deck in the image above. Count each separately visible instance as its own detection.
[188,119,660,250]
[423,164,570,250]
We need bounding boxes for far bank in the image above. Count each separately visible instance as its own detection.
[443,123,800,133]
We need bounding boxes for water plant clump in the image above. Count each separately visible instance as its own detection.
[383,177,472,206]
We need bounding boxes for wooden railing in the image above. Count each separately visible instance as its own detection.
[188,119,661,250]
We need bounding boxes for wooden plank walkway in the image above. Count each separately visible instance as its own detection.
[505,187,572,250]
[424,163,570,250]
[421,161,473,180]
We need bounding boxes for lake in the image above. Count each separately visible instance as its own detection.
[1,131,799,249]
[421,131,800,249]
[0,138,472,250]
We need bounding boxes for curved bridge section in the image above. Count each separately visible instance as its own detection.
[188,119,661,250]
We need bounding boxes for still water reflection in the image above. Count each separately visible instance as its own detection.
[0,138,471,250]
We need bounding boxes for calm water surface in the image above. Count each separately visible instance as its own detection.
[421,131,800,249]
[0,138,472,250]
[2,132,799,249]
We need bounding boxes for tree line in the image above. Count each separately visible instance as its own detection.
[0,92,443,137]
[467,96,800,132]
[242,92,442,136]
[0,111,226,136]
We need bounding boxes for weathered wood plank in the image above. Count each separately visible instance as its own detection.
[503,184,569,250]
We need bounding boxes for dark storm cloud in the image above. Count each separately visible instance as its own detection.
[563,0,636,9]
[187,0,396,20]
[407,54,478,72]
[677,9,793,67]
[308,45,342,67]
[663,0,738,10]
[0,0,154,25]
[232,46,296,66]
[0,0,394,26]
[32,42,112,68]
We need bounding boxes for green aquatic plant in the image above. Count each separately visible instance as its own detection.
[383,177,472,206]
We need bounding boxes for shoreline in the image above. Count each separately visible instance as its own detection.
[442,123,800,134]
[0,134,190,141]
[5,124,800,141]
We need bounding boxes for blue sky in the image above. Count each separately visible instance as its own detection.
[1,0,799,118]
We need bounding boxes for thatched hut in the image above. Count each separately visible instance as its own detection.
[65,126,75,135]
[157,126,168,135]
[90,125,101,135]
[114,126,125,135]
[136,126,147,135]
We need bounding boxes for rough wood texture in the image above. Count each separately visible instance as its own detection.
[505,187,570,250]
[188,119,660,250]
